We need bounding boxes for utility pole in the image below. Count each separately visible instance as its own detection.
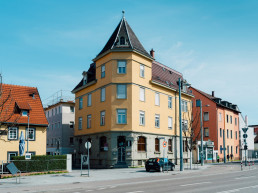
[200,100,204,166]
[178,78,183,171]
[223,129,226,163]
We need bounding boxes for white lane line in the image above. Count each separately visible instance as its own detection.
[126,191,144,193]
[109,186,117,188]
[97,188,106,190]
[216,184,258,193]
[235,176,255,180]
[180,182,211,187]
[85,190,93,192]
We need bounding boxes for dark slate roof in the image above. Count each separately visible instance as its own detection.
[191,87,240,113]
[72,63,96,93]
[96,17,152,59]
[151,61,193,95]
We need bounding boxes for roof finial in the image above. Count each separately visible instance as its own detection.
[122,10,125,18]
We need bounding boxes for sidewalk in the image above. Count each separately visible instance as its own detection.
[0,164,208,189]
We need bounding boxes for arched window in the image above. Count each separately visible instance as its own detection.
[120,36,125,45]
[100,136,107,151]
[155,138,160,152]
[168,139,172,152]
[137,136,146,152]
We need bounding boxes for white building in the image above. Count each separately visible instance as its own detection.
[239,114,255,159]
[45,100,75,155]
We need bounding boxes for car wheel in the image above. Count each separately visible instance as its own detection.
[159,166,163,172]
[171,166,175,171]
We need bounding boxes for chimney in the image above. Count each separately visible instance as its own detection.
[245,115,248,126]
[150,49,155,58]
[212,91,215,97]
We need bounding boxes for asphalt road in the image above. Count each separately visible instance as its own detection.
[1,164,258,193]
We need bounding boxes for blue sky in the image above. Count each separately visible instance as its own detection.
[0,0,258,124]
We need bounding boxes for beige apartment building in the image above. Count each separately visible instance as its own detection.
[72,15,193,168]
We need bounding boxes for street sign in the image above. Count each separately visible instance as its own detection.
[243,134,248,139]
[82,155,89,165]
[242,128,248,133]
[85,142,91,149]
[25,153,31,160]
[163,141,167,147]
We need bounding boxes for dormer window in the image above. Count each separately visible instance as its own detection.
[22,110,28,116]
[82,71,87,85]
[120,36,125,45]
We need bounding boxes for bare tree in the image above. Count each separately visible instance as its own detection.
[0,76,20,141]
[182,104,202,169]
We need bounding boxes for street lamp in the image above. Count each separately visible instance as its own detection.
[178,78,190,171]
[196,99,209,166]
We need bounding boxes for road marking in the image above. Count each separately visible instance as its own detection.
[126,191,144,193]
[235,176,255,180]
[85,190,93,192]
[109,186,117,188]
[97,188,106,190]
[216,184,258,193]
[180,181,211,187]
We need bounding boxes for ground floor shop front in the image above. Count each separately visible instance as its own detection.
[73,131,191,168]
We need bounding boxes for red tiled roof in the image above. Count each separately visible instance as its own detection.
[0,84,48,126]
[152,61,191,94]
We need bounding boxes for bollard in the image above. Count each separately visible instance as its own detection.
[241,161,243,171]
[249,161,250,170]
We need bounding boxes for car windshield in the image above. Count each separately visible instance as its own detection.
[148,158,167,162]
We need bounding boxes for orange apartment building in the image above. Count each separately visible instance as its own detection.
[190,88,240,162]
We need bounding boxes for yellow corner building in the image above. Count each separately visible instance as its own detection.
[72,15,193,168]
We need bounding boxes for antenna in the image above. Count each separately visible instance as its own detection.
[122,10,125,18]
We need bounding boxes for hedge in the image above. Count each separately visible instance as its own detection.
[11,155,66,172]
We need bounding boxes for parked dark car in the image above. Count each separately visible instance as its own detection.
[145,158,175,172]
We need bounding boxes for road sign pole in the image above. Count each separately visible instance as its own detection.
[87,143,90,177]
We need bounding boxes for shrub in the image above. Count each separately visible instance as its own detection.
[11,155,66,172]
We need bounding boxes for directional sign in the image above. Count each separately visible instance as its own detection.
[242,128,248,133]
[243,134,248,139]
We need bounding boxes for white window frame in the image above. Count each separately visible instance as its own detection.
[182,100,188,112]
[219,113,222,121]
[168,116,173,130]
[140,64,145,78]
[139,87,145,102]
[204,127,209,137]
[117,109,127,124]
[139,111,145,126]
[87,94,92,106]
[7,152,18,161]
[117,84,127,99]
[155,114,160,128]
[168,96,172,109]
[79,97,83,109]
[101,64,105,78]
[22,110,28,116]
[117,60,126,74]
[101,87,106,102]
[26,128,35,141]
[100,111,105,126]
[204,112,209,121]
[182,119,188,131]
[87,114,92,128]
[155,92,160,106]
[8,127,18,140]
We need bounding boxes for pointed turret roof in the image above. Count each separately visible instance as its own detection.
[95,14,152,60]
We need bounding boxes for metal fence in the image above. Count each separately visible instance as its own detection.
[0,159,66,174]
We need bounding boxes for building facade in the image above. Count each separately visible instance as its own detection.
[0,84,48,161]
[72,16,193,168]
[45,100,75,155]
[190,88,240,162]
